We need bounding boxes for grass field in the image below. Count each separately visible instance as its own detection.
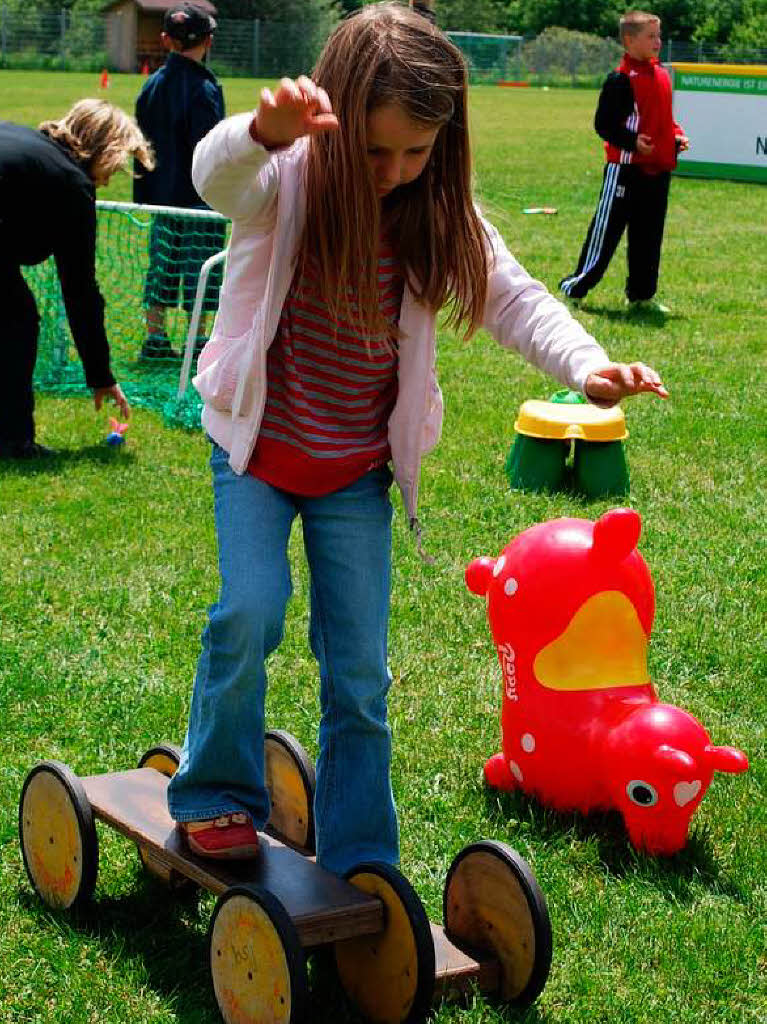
[0,71,765,1024]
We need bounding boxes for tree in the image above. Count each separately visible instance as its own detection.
[694,0,767,45]
[434,0,507,31]
[725,0,767,51]
[214,0,341,19]
[494,0,700,40]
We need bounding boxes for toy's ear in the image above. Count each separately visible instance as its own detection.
[705,745,749,774]
[466,557,496,596]
[592,508,641,562]
[652,744,696,776]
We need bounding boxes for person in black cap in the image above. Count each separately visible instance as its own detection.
[134,3,226,360]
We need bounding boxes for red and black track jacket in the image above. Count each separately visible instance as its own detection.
[594,54,684,174]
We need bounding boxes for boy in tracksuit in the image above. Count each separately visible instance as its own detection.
[134,2,225,358]
[559,10,688,312]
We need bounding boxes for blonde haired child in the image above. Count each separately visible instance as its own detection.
[40,98,154,186]
[167,3,667,871]
[1,100,153,458]
[559,10,689,310]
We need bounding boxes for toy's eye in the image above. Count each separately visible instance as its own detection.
[626,780,659,807]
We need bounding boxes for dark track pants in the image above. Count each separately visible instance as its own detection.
[1,262,40,444]
[559,164,670,301]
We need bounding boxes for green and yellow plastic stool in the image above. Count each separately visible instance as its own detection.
[506,390,629,498]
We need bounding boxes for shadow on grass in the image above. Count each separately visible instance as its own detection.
[18,869,551,1024]
[484,788,745,903]
[0,444,136,476]
[575,302,684,327]
[18,878,218,1023]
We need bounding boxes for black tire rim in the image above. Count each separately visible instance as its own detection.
[209,883,309,1023]
[264,729,316,853]
[443,839,552,1009]
[18,760,98,911]
[338,860,435,1024]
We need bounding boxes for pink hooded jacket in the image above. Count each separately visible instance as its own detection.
[191,113,610,525]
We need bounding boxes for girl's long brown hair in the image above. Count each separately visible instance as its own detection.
[302,2,488,340]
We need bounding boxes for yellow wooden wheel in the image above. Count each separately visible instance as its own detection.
[443,840,552,1008]
[19,761,98,910]
[137,742,183,778]
[136,742,193,890]
[209,885,308,1024]
[335,862,435,1024]
[264,730,315,853]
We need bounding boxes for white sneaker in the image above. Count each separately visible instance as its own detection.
[625,297,670,314]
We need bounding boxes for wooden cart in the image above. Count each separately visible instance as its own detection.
[19,731,552,1023]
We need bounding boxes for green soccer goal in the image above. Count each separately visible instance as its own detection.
[28,201,230,430]
[446,31,524,84]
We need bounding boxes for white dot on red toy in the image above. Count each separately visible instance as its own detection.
[509,760,524,782]
[493,555,506,578]
[521,733,536,753]
[504,577,519,596]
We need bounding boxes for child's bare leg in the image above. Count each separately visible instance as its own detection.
[146,305,167,340]
[141,306,179,359]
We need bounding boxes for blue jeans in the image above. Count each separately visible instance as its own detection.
[167,443,399,875]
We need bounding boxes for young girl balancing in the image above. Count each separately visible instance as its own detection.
[167,3,668,873]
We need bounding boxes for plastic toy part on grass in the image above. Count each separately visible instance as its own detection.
[466,508,749,856]
[506,390,629,497]
[105,418,129,446]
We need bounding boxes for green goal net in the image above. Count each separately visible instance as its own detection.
[447,31,524,84]
[27,201,229,430]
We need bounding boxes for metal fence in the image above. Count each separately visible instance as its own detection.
[0,6,765,78]
[0,7,107,71]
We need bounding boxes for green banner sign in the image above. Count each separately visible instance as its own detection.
[676,72,767,96]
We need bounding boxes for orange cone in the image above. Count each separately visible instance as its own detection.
[100,68,109,89]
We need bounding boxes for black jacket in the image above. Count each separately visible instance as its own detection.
[134,51,224,207]
[594,71,639,153]
[0,121,114,389]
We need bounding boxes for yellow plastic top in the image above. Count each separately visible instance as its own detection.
[514,399,628,441]
[670,62,767,75]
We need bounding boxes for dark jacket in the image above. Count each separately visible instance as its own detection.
[0,121,114,389]
[134,51,224,207]
[595,55,683,174]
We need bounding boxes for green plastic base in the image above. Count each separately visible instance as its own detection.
[506,435,568,492]
[573,439,629,498]
[506,435,629,497]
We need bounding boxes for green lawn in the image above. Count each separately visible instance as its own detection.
[0,71,765,1024]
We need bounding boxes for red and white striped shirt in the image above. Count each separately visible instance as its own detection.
[248,242,403,495]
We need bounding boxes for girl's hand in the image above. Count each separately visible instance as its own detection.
[252,76,339,149]
[585,362,669,404]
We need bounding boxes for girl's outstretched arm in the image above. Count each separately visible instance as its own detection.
[192,77,337,224]
[480,218,668,405]
[192,113,280,224]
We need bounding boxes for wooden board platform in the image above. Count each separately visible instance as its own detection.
[82,768,382,947]
[432,924,500,1000]
[81,768,499,995]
